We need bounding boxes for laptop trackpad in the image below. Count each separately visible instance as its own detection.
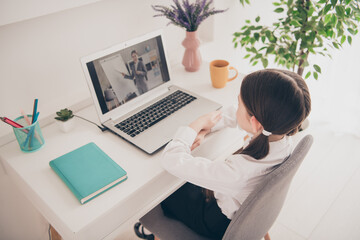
[133,118,181,150]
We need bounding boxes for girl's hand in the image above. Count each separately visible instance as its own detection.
[191,129,210,151]
[189,111,222,134]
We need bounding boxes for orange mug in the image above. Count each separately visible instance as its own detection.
[209,60,238,88]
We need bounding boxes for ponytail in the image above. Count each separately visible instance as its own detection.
[236,134,270,160]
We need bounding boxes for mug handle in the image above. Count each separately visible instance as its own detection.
[228,66,238,82]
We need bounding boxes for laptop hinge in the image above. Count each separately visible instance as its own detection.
[168,85,176,91]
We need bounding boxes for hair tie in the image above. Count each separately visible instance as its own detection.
[262,129,272,136]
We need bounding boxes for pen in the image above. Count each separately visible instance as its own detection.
[0,117,29,133]
[1,117,24,128]
[21,110,43,145]
[23,126,36,149]
[33,112,40,123]
[21,110,31,125]
[28,111,40,148]
[32,99,38,124]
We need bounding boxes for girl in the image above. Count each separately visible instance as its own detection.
[135,69,311,240]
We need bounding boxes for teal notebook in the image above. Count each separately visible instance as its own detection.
[49,142,127,204]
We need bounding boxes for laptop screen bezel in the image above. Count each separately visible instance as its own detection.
[80,29,173,124]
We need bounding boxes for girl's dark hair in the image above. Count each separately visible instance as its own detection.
[237,69,311,160]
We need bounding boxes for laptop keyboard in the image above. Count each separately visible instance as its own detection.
[115,90,197,137]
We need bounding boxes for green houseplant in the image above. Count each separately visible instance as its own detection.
[55,108,75,132]
[234,0,360,79]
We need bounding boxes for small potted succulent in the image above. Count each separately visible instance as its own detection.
[55,108,75,132]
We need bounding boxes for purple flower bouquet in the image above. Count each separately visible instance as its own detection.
[152,0,227,32]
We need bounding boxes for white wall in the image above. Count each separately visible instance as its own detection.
[0,0,102,26]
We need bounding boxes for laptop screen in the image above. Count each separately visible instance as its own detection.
[85,35,170,114]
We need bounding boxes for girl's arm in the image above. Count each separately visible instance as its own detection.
[161,126,247,195]
[210,105,238,132]
[188,106,241,151]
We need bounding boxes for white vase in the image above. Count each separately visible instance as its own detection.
[56,118,75,133]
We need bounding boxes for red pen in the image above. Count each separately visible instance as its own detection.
[0,117,29,133]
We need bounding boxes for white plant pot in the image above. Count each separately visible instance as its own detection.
[56,118,75,133]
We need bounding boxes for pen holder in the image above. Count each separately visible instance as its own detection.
[13,115,45,153]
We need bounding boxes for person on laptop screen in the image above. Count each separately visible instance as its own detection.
[121,50,148,94]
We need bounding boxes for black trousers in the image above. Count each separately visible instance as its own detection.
[160,183,231,240]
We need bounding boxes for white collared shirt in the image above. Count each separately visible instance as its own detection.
[161,106,293,219]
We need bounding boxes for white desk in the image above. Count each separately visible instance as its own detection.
[0,63,245,240]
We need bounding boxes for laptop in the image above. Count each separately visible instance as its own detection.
[81,30,221,154]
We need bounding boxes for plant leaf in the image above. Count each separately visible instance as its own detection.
[305,71,311,79]
[348,35,352,44]
[348,28,356,35]
[341,35,346,44]
[313,64,322,73]
[313,71,319,80]
[261,36,266,43]
[331,14,338,26]
[266,45,275,54]
[324,14,331,25]
[274,8,284,13]
[255,16,260,22]
[323,4,332,15]
[261,58,269,68]
[335,6,345,18]
[290,20,301,27]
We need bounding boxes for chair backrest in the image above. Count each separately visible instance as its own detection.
[222,135,313,240]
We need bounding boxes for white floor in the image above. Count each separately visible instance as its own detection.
[119,123,360,240]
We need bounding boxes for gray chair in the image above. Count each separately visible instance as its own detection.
[140,135,313,240]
